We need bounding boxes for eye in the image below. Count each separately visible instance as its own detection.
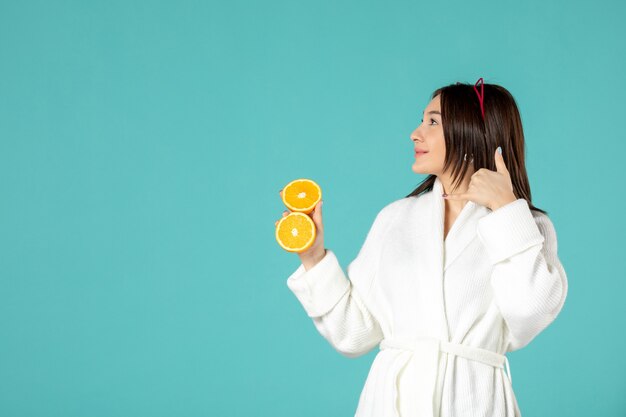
[421,118,438,125]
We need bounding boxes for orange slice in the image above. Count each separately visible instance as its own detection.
[275,212,316,253]
[281,178,322,214]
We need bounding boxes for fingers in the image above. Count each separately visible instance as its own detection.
[442,193,466,200]
[494,146,509,174]
[274,209,289,227]
[310,200,323,228]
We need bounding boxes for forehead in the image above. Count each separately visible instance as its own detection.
[425,95,441,110]
[423,95,441,114]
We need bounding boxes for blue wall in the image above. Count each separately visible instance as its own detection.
[1,0,624,415]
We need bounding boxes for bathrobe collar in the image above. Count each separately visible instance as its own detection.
[429,176,491,273]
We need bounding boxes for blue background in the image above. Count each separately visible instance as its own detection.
[1,0,624,416]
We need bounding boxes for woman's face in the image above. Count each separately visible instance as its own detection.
[410,95,446,175]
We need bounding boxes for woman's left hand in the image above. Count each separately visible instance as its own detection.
[443,147,518,211]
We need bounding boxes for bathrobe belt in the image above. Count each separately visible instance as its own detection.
[379,336,512,417]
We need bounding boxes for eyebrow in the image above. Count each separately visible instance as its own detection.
[423,110,441,115]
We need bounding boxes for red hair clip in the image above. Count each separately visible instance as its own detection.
[474,77,485,120]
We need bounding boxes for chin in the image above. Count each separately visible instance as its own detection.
[411,164,429,175]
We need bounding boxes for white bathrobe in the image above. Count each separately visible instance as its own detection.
[286,176,568,417]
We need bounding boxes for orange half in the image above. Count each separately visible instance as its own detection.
[275,212,316,253]
[281,178,322,214]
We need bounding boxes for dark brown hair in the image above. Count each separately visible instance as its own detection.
[405,80,547,215]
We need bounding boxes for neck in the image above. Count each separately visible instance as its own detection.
[438,174,472,212]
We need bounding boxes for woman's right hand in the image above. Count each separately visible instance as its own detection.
[276,189,326,270]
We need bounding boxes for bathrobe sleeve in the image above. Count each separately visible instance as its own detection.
[476,198,568,352]
[286,204,395,358]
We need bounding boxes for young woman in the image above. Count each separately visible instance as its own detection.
[276,79,568,417]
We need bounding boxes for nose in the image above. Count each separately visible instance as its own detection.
[410,127,423,143]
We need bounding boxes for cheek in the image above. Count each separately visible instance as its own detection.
[429,138,446,159]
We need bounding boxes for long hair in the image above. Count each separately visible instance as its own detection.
[405,80,547,215]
